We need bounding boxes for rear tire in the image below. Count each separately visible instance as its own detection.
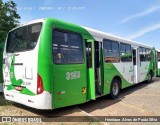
[147,72,152,83]
[110,79,120,99]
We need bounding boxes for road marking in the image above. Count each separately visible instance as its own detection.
[77,108,110,125]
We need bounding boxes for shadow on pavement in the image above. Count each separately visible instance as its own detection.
[78,78,159,114]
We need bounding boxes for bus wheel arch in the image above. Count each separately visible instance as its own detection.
[113,76,122,89]
[110,76,121,99]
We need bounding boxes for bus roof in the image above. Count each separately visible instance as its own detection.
[82,26,153,49]
[156,49,160,52]
[12,18,154,49]
[9,18,45,32]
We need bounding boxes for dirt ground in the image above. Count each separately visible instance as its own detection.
[0,77,160,125]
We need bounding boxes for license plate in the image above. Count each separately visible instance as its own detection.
[15,86,22,91]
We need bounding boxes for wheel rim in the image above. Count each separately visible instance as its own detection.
[112,82,119,96]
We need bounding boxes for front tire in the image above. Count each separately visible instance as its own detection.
[110,79,120,99]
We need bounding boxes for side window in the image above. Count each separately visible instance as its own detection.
[143,48,146,61]
[52,29,84,64]
[125,44,132,61]
[158,52,160,62]
[145,48,151,61]
[147,49,151,61]
[120,43,132,62]
[103,40,120,63]
[140,47,144,61]
[139,47,151,61]
[105,40,111,52]
[145,48,148,61]
[120,43,125,53]
[86,42,92,68]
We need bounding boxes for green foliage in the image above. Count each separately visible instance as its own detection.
[0,93,13,106]
[0,0,20,42]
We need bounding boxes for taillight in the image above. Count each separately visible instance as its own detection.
[37,74,44,94]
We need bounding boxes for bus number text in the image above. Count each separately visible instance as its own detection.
[66,71,80,80]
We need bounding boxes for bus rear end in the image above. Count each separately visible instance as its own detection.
[3,19,52,109]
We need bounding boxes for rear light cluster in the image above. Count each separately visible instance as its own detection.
[37,74,44,94]
[15,86,22,91]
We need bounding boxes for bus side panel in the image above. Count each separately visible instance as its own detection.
[139,49,155,81]
[103,63,133,95]
[158,61,160,76]
[138,61,150,82]
[142,62,152,81]
[52,64,87,109]
[147,49,157,79]
[37,20,54,108]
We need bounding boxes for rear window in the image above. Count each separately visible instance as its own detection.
[6,23,42,53]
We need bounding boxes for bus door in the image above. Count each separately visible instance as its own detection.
[138,47,149,82]
[94,41,103,96]
[86,40,103,99]
[133,48,138,83]
[86,40,95,100]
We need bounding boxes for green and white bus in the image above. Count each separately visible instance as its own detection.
[156,49,160,76]
[3,18,156,109]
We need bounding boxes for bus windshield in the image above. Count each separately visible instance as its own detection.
[6,23,42,53]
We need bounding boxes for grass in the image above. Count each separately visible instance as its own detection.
[0,92,13,106]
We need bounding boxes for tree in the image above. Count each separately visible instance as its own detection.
[0,0,20,42]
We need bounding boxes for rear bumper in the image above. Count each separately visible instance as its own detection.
[4,88,52,110]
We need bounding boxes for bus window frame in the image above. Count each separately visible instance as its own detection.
[120,42,132,62]
[52,28,85,65]
[139,47,151,62]
[103,39,120,63]
[6,22,42,53]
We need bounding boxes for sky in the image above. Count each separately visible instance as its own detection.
[3,0,160,49]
